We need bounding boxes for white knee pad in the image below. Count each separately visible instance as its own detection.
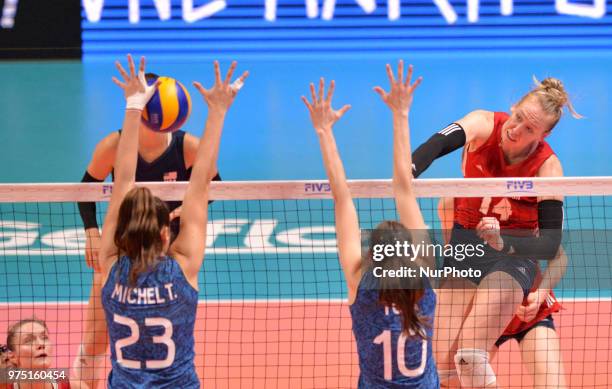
[454,348,497,388]
[72,344,107,382]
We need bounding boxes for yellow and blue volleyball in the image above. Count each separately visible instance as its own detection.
[142,76,191,133]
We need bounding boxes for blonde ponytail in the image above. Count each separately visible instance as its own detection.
[519,76,582,128]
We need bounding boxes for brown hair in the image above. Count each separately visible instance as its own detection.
[6,318,48,351]
[369,221,429,338]
[518,76,582,130]
[114,187,170,286]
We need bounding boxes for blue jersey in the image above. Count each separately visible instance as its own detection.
[102,256,199,389]
[350,273,439,388]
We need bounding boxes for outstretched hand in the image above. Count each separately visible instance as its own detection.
[301,78,351,134]
[112,54,158,110]
[373,60,422,116]
[193,61,249,114]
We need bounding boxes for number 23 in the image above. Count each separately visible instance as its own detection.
[114,314,176,369]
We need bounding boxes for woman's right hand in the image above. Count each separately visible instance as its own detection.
[301,78,351,134]
[373,60,422,117]
[193,60,249,115]
[112,54,158,111]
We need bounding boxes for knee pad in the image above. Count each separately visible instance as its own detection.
[72,344,107,382]
[454,348,496,388]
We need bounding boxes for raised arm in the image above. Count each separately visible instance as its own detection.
[374,61,425,231]
[168,133,222,221]
[412,109,493,178]
[99,55,157,275]
[301,79,361,301]
[170,61,248,283]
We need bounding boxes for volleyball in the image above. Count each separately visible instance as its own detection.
[142,75,192,133]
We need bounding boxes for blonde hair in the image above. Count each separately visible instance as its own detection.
[6,318,48,351]
[518,76,582,129]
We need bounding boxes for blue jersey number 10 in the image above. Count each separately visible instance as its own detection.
[373,329,427,381]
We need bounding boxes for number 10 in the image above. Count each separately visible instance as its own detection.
[373,330,427,380]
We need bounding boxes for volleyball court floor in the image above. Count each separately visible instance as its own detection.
[1,54,612,388]
[1,298,610,387]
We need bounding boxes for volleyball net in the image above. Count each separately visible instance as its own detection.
[1,177,611,388]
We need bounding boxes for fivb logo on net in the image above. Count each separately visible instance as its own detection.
[80,0,606,26]
[505,180,535,195]
[304,182,331,194]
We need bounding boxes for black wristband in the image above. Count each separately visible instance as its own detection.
[78,171,103,230]
[412,123,466,178]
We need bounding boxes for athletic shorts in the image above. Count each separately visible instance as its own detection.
[495,315,555,347]
[443,223,538,297]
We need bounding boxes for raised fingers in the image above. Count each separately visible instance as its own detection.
[112,76,126,89]
[224,61,237,85]
[214,60,222,85]
[309,83,317,104]
[193,81,208,96]
[138,56,146,75]
[405,63,412,86]
[326,80,335,104]
[373,86,387,100]
[385,63,395,85]
[301,96,313,112]
[127,54,136,78]
[397,60,404,84]
[236,70,249,84]
[336,104,351,118]
[115,61,129,82]
[410,76,423,92]
[318,77,324,103]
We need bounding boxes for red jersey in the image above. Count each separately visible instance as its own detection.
[454,112,554,230]
[453,111,562,335]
